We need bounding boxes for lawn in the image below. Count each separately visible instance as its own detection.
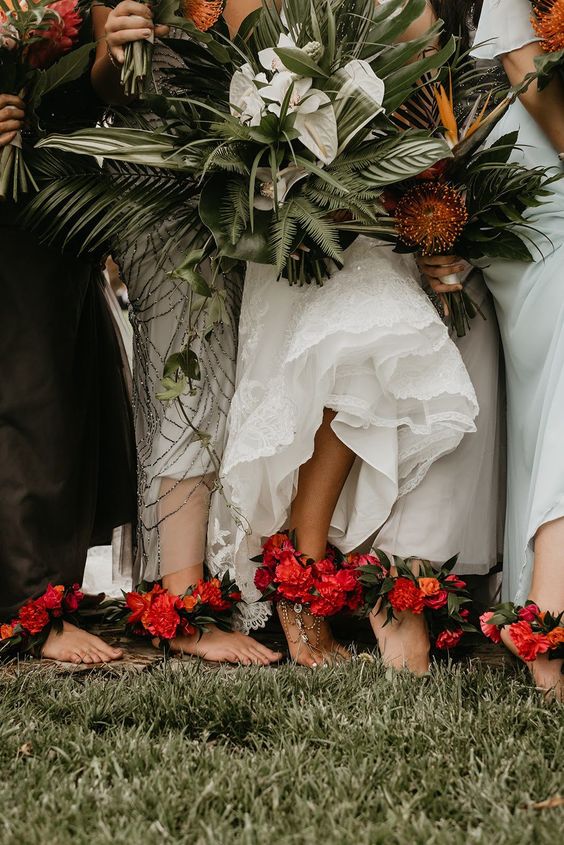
[0,659,562,845]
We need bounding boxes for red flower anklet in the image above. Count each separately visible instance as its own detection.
[480,602,564,662]
[357,553,475,650]
[0,583,84,658]
[121,574,242,646]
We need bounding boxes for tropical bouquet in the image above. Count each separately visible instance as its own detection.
[530,0,564,88]
[345,66,558,336]
[30,0,457,395]
[357,552,475,650]
[0,0,93,201]
[117,0,225,96]
[481,601,564,662]
[0,582,84,658]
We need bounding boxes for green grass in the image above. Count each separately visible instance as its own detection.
[0,661,562,845]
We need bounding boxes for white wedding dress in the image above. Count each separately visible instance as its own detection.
[207,235,503,631]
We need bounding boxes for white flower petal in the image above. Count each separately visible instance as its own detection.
[294,105,338,165]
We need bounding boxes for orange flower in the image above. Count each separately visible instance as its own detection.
[183,0,223,32]
[532,1,564,53]
[395,181,468,256]
[546,626,564,646]
[418,577,441,597]
[183,594,199,613]
[509,621,551,662]
[0,623,15,640]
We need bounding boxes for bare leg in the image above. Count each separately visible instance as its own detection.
[42,621,123,664]
[157,475,281,665]
[369,560,430,676]
[279,409,354,667]
[501,516,564,699]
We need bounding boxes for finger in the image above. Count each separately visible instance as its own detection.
[0,95,25,110]
[154,24,170,37]
[0,119,23,134]
[439,293,450,318]
[0,131,18,147]
[429,279,463,293]
[417,254,462,267]
[424,263,466,277]
[106,14,153,32]
[108,28,154,46]
[112,0,153,18]
[0,107,25,121]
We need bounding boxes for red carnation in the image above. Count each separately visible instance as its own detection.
[435,627,464,650]
[424,589,448,610]
[262,533,295,568]
[254,566,274,594]
[41,584,64,615]
[508,621,551,662]
[143,591,180,640]
[346,582,364,612]
[26,0,82,69]
[125,590,152,625]
[313,558,336,577]
[18,600,50,635]
[479,611,502,644]
[62,583,84,613]
[388,577,425,614]
[308,594,340,617]
[193,578,230,612]
[275,553,314,602]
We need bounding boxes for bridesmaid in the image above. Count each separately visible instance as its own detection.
[0,80,136,663]
[470,0,564,694]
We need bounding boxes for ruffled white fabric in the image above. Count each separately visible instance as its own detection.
[207,238,479,631]
[472,0,540,61]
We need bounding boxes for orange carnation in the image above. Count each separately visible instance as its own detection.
[546,626,564,646]
[0,623,15,640]
[183,594,199,613]
[388,577,425,614]
[418,577,441,596]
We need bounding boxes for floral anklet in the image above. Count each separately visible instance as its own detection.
[120,573,242,647]
[480,602,564,662]
[0,583,84,659]
[356,552,475,650]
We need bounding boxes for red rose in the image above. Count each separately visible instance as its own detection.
[508,621,551,662]
[388,578,424,614]
[27,0,82,69]
[62,583,84,613]
[41,584,64,615]
[424,589,448,610]
[445,574,467,590]
[254,567,274,594]
[517,603,540,623]
[435,628,464,650]
[18,600,50,635]
[479,611,502,644]
[143,591,181,640]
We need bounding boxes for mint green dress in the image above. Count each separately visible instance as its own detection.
[472,0,564,603]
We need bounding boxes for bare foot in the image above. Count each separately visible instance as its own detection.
[370,605,430,675]
[277,603,350,668]
[41,621,123,664]
[154,624,282,666]
[500,627,563,700]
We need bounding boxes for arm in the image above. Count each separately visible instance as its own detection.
[0,94,25,148]
[91,2,168,106]
[501,42,564,154]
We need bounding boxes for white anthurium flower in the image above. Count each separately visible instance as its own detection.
[253,165,308,211]
[258,32,298,74]
[229,62,268,126]
[260,71,338,165]
[336,59,386,112]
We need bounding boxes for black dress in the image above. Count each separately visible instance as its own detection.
[0,41,136,620]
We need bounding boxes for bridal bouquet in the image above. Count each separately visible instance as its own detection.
[530,1,564,87]
[0,0,93,201]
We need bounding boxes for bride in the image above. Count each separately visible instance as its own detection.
[208,0,503,672]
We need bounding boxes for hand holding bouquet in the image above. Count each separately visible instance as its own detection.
[0,0,91,201]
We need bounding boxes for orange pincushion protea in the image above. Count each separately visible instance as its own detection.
[183,0,223,32]
[532,0,564,52]
[395,181,468,256]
